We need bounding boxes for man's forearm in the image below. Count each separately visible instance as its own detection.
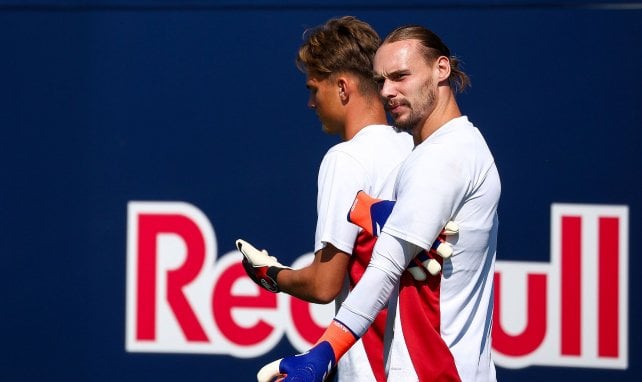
[278,267,335,304]
[278,245,350,304]
[335,232,419,336]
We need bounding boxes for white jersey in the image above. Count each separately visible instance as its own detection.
[314,124,413,381]
[337,116,500,381]
[314,124,412,254]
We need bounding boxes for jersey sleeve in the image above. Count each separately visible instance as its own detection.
[314,148,368,254]
[383,141,468,250]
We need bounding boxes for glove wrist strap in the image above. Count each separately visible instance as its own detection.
[266,266,285,287]
[317,320,358,361]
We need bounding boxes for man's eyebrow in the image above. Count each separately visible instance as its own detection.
[374,69,409,82]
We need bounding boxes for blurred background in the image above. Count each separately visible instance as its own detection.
[1,0,640,380]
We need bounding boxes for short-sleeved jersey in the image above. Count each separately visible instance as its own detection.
[314,124,413,381]
[314,125,413,254]
[382,116,500,381]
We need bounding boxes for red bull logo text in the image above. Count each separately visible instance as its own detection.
[126,202,628,369]
[126,202,331,357]
[493,204,628,369]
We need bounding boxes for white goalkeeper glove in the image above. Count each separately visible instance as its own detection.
[236,239,290,293]
[406,220,459,280]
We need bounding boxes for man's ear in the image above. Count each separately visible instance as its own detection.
[337,77,349,103]
[436,56,452,83]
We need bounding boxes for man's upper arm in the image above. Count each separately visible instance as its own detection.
[384,145,466,250]
[315,149,367,253]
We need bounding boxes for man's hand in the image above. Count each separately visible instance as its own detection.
[236,239,290,293]
[256,320,355,382]
[406,220,459,280]
[347,190,394,237]
[257,341,336,382]
[347,190,459,279]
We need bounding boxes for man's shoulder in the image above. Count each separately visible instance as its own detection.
[349,125,412,150]
[322,125,412,170]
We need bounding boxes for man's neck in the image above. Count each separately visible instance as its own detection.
[343,102,388,141]
[414,91,461,145]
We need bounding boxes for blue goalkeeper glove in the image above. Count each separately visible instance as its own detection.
[257,341,336,382]
[257,320,356,382]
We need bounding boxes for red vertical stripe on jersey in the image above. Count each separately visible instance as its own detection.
[350,232,387,382]
[561,216,581,355]
[399,255,461,381]
[598,217,619,357]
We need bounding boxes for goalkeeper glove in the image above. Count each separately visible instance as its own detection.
[257,320,356,382]
[347,190,459,279]
[236,239,290,293]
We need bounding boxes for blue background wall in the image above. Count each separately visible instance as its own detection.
[1,1,640,380]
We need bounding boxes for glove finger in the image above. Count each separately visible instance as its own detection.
[407,260,427,281]
[431,241,453,259]
[441,221,459,235]
[236,239,261,259]
[236,239,254,252]
[237,239,272,265]
[257,358,284,382]
[422,258,442,275]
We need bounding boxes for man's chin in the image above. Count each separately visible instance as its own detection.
[321,124,340,136]
[393,119,412,132]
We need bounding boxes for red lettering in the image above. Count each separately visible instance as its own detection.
[136,214,157,340]
[598,217,619,357]
[561,216,581,355]
[212,262,278,346]
[492,273,547,356]
[137,214,208,342]
[290,296,325,344]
